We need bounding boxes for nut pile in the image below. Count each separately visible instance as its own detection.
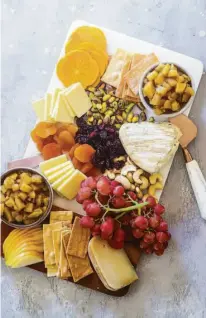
[104,157,163,199]
[86,83,149,129]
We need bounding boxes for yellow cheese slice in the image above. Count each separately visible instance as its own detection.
[53,93,74,123]
[50,88,62,117]
[57,170,86,200]
[44,161,72,177]
[47,165,74,184]
[32,98,45,121]
[61,90,76,117]
[52,169,74,191]
[44,93,52,121]
[39,154,67,174]
[50,211,73,224]
[88,236,138,291]
[43,222,63,267]
[62,82,92,118]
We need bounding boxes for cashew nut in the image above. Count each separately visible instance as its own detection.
[148,182,163,196]
[133,169,144,184]
[135,187,143,199]
[121,165,136,176]
[130,184,135,191]
[115,175,131,190]
[127,172,134,183]
[126,156,135,166]
[107,171,115,180]
[139,176,149,190]
[149,173,163,185]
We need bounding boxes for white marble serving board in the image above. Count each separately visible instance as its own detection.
[24,20,203,211]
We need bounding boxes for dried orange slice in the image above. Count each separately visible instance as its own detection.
[56,50,99,88]
[66,26,107,51]
[91,75,101,87]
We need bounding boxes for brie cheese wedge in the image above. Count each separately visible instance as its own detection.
[119,122,182,174]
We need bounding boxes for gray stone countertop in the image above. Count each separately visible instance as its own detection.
[1,0,206,317]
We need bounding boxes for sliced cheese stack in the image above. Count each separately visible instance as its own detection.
[32,82,92,123]
[39,154,87,200]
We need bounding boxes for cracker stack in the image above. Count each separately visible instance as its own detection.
[43,212,93,282]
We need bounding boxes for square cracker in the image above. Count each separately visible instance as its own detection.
[50,211,73,224]
[66,217,90,259]
[58,230,72,279]
[68,254,93,283]
[115,57,132,98]
[47,265,58,277]
[43,222,63,267]
[102,49,131,88]
[125,53,159,95]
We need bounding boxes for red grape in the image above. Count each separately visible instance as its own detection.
[80,180,86,188]
[130,218,136,228]
[132,228,144,238]
[91,223,101,236]
[112,196,126,208]
[127,191,137,201]
[84,176,97,190]
[144,196,156,208]
[167,232,171,240]
[156,221,168,232]
[154,203,165,215]
[163,241,168,249]
[76,193,84,204]
[82,199,93,211]
[113,228,125,242]
[119,214,132,226]
[143,232,156,244]
[140,240,149,249]
[149,216,160,229]
[113,185,125,197]
[80,216,95,229]
[108,239,124,249]
[144,246,153,254]
[97,176,112,196]
[100,218,114,240]
[156,232,169,243]
[153,242,164,251]
[97,194,109,205]
[110,180,120,190]
[154,249,164,256]
[78,187,92,200]
[134,216,149,230]
[125,201,133,207]
[86,202,101,217]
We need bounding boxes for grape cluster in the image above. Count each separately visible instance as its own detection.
[77,176,171,255]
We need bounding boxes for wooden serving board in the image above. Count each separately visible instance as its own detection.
[1,207,141,297]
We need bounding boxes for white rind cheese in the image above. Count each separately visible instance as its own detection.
[119,122,182,174]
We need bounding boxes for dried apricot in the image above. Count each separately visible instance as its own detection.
[86,167,101,177]
[42,143,62,160]
[58,131,75,147]
[42,135,55,145]
[81,162,93,174]
[31,128,42,143]
[67,124,78,137]
[74,144,95,163]
[35,122,57,139]
[72,157,83,170]
[36,139,44,152]
[68,143,80,159]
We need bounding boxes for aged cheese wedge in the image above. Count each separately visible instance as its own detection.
[52,92,74,123]
[119,122,182,174]
[50,211,73,224]
[88,237,138,291]
[32,98,45,121]
[57,170,86,200]
[52,169,74,191]
[47,164,74,183]
[44,161,72,177]
[39,154,67,174]
[43,222,63,267]
[62,83,92,118]
[44,93,52,121]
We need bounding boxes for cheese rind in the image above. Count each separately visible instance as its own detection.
[88,236,138,291]
[32,98,45,121]
[62,82,92,118]
[39,155,67,174]
[57,170,86,200]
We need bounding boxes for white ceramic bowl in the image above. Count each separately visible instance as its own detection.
[139,62,195,119]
